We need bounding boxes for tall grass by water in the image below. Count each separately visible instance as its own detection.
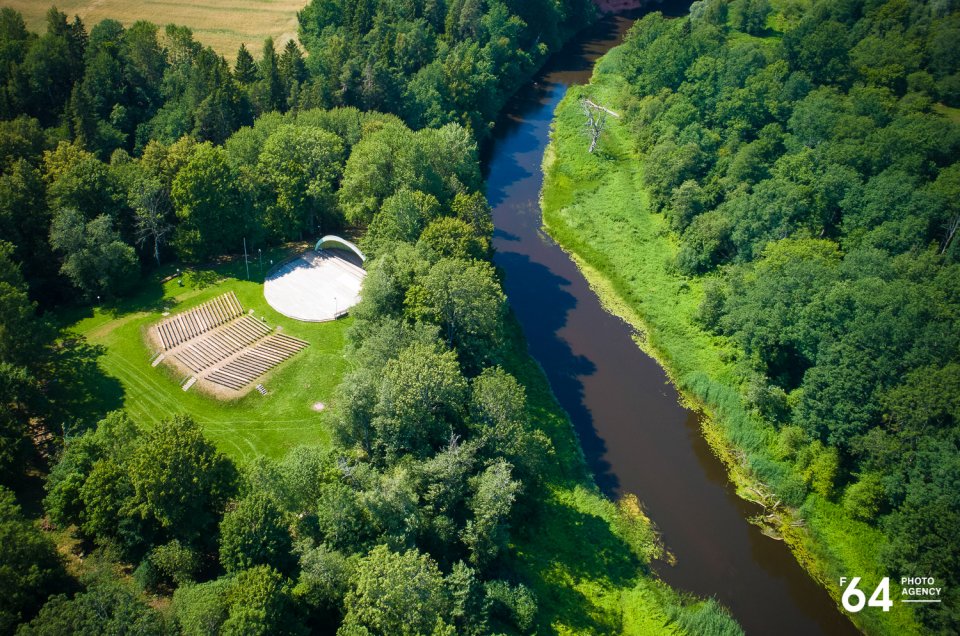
[539,51,919,636]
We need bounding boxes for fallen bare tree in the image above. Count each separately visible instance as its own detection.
[580,98,620,153]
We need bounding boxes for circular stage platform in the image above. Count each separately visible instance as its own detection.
[264,249,366,322]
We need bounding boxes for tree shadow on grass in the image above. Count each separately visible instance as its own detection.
[104,275,168,316]
[511,492,649,634]
[44,336,124,437]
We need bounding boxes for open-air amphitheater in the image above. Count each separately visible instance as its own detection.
[149,237,366,395]
[264,237,367,322]
[151,291,308,393]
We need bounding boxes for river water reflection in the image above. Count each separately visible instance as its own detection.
[482,6,859,634]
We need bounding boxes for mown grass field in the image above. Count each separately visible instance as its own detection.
[57,246,348,463]
[539,45,919,636]
[7,0,304,58]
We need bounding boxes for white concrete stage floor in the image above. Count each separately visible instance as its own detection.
[264,249,366,322]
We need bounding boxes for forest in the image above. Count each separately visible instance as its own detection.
[541,0,960,633]
[0,1,744,634]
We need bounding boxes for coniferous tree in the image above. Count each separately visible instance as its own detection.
[233,43,257,84]
[252,38,284,114]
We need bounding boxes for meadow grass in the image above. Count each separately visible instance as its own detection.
[57,245,348,463]
[6,0,303,59]
[538,58,921,636]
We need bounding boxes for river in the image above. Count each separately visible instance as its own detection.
[483,6,860,635]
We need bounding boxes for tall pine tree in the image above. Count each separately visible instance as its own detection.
[233,43,257,84]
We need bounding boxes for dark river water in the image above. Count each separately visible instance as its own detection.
[482,6,860,635]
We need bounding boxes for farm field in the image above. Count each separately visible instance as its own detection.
[6,0,305,58]
[57,248,348,463]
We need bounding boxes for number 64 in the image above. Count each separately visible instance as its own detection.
[841,577,892,612]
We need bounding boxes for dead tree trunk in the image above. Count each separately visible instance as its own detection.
[942,211,960,256]
[580,98,620,154]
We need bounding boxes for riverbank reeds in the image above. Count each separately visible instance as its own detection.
[539,49,920,636]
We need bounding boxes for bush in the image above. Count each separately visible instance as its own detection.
[484,580,537,632]
[132,559,161,593]
[842,474,886,522]
[151,540,199,587]
[672,598,743,636]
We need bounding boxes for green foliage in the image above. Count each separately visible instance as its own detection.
[147,540,200,588]
[219,492,295,575]
[223,566,305,636]
[315,481,370,552]
[842,473,887,522]
[469,366,551,486]
[371,342,467,462]
[170,143,250,260]
[18,583,166,636]
[0,242,46,483]
[49,208,139,299]
[405,258,505,369]
[796,441,839,499]
[78,457,143,551]
[273,445,339,513]
[294,543,355,625]
[128,415,238,548]
[341,545,453,635]
[234,44,257,85]
[417,217,489,261]
[463,460,519,568]
[43,142,124,219]
[173,566,305,635]
[43,411,158,558]
[173,577,233,636]
[362,189,440,258]
[669,598,742,636]
[257,124,344,240]
[484,580,537,633]
[339,122,479,226]
[729,0,771,35]
[0,487,69,632]
[884,437,960,632]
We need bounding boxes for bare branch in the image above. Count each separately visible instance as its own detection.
[941,211,960,256]
[580,97,619,154]
[132,179,174,266]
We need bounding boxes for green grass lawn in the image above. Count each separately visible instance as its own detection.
[538,56,920,636]
[57,246,349,463]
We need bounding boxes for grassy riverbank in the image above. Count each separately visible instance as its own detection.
[500,314,741,635]
[539,45,919,636]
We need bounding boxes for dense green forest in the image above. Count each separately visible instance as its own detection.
[0,1,745,634]
[542,0,959,633]
[0,0,594,478]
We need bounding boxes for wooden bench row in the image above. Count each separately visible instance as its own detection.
[205,333,309,390]
[173,315,272,373]
[156,292,244,350]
